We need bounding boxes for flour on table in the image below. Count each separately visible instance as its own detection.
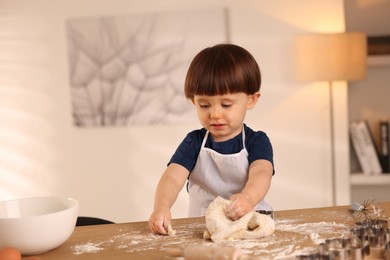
[204,196,275,242]
[69,207,352,259]
[70,223,204,256]
[72,242,104,255]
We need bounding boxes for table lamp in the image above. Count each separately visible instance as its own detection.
[294,32,367,205]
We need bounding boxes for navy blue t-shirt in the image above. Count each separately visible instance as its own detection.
[168,124,274,174]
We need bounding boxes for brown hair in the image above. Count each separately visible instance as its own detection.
[184,43,261,99]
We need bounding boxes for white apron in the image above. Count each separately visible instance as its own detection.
[188,129,271,217]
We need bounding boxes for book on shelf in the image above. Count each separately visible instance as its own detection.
[379,120,390,173]
[349,120,383,175]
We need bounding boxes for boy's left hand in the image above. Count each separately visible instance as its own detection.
[225,193,254,221]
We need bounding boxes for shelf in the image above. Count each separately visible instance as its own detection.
[351,173,390,185]
[367,55,390,66]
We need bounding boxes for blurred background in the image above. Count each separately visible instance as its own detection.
[0,0,389,223]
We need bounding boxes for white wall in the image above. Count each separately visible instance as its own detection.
[0,0,347,223]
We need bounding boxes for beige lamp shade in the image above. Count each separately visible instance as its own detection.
[294,32,367,81]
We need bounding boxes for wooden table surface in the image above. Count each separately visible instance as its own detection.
[30,202,390,260]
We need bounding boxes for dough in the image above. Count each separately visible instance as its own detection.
[204,196,275,242]
[167,223,176,236]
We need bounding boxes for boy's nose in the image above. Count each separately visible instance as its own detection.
[210,107,222,118]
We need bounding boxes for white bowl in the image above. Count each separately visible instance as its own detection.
[0,196,79,255]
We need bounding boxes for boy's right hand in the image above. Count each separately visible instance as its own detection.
[148,208,171,235]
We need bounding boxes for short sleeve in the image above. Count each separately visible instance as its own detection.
[168,129,205,172]
[246,130,274,173]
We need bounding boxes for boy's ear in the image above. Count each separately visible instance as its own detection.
[247,92,260,110]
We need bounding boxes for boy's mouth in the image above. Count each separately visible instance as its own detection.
[211,124,225,129]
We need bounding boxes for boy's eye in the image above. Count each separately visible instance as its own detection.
[199,104,209,108]
[222,104,232,108]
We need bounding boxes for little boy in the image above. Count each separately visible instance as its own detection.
[149,43,274,235]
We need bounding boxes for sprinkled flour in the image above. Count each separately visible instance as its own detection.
[69,218,353,259]
[72,242,105,255]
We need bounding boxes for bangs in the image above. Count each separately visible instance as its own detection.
[185,44,261,99]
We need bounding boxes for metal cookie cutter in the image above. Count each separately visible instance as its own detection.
[352,218,390,259]
[354,219,389,247]
[326,237,367,260]
[296,237,369,260]
[384,241,390,260]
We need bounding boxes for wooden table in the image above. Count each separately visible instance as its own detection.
[30,202,390,259]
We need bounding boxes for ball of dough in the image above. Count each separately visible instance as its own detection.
[204,196,275,242]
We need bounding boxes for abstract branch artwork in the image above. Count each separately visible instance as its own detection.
[66,8,227,127]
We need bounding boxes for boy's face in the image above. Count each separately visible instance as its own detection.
[192,92,260,142]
